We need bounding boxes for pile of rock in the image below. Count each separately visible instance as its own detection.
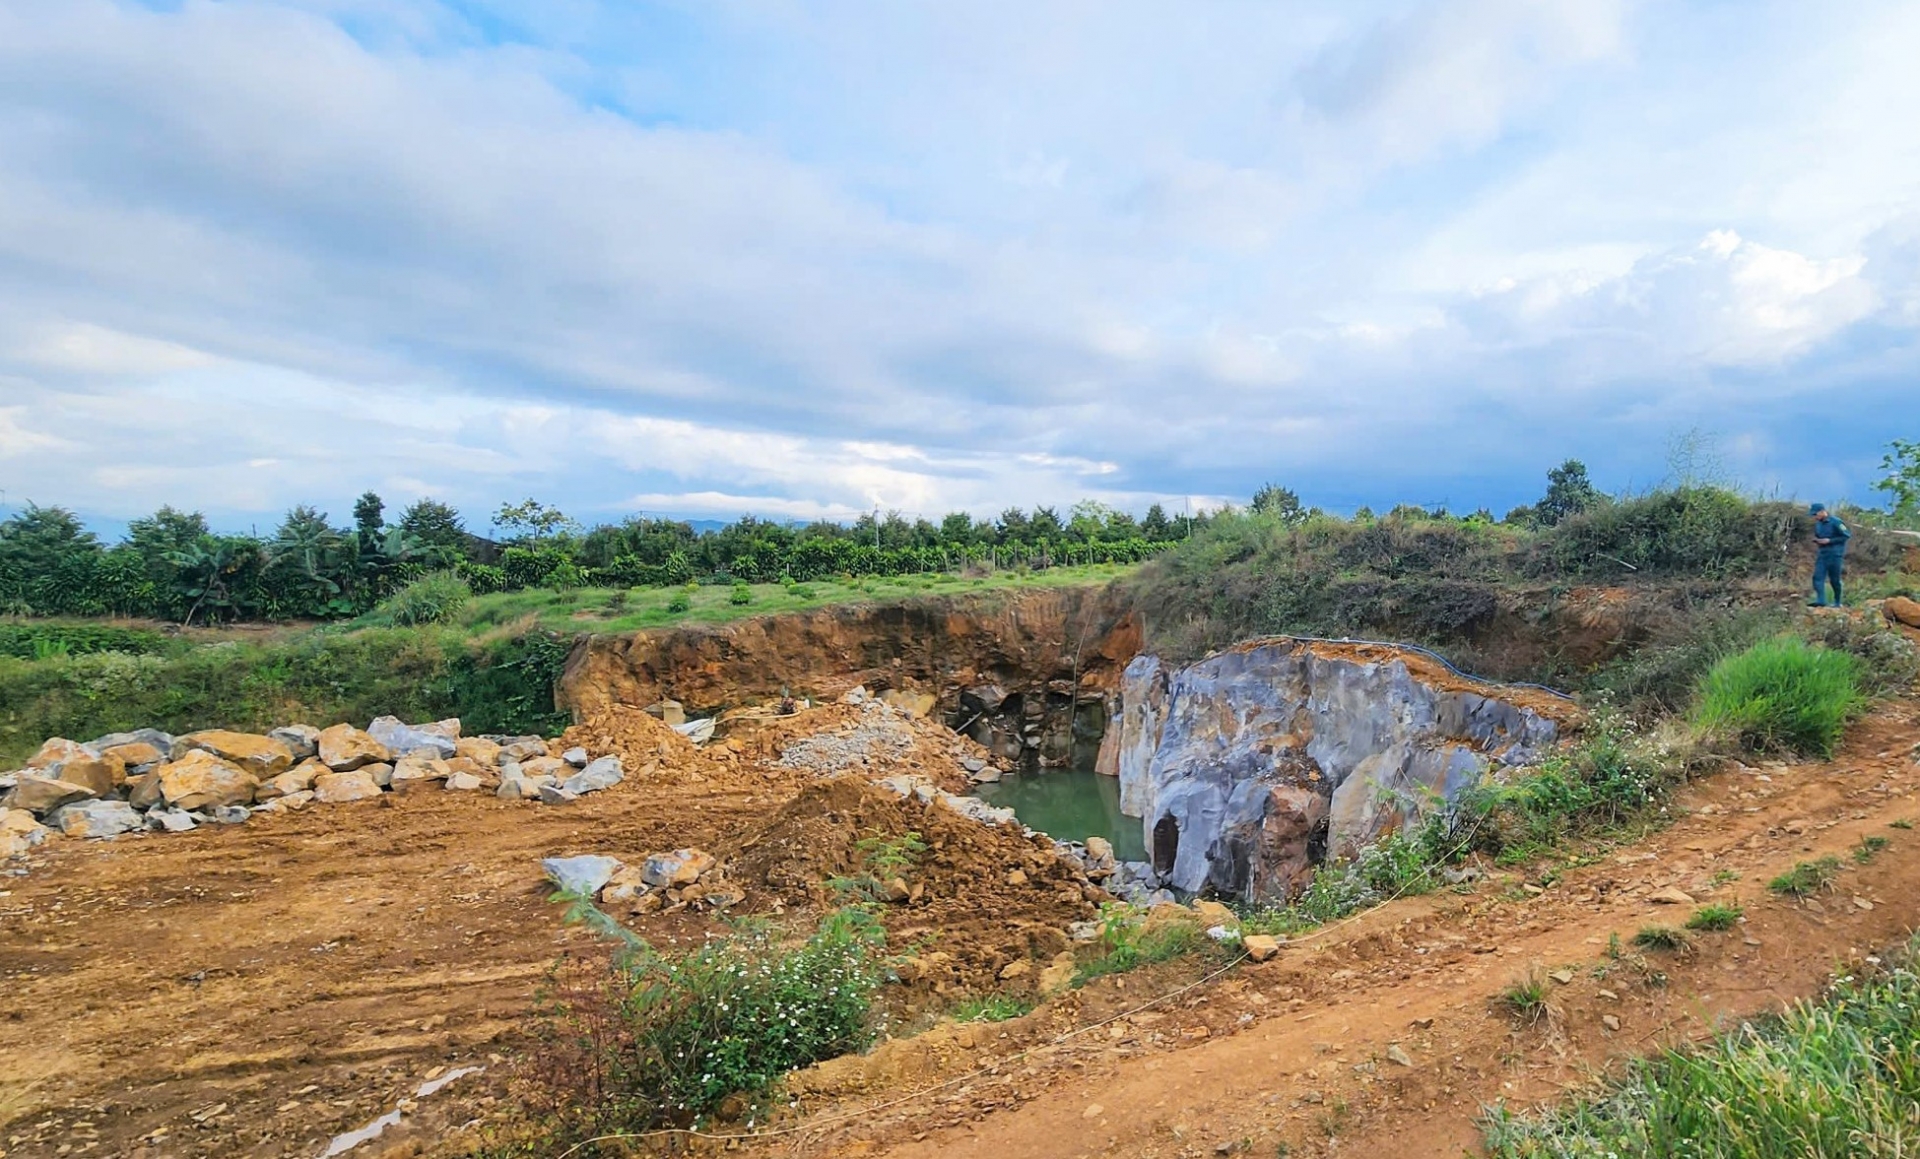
[542,848,743,915]
[1,716,625,854]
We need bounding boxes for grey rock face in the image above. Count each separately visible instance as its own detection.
[366,716,457,759]
[543,855,623,896]
[1116,639,1569,902]
[562,756,623,796]
[88,728,175,754]
[269,725,321,760]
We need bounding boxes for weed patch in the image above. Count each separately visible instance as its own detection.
[1631,926,1693,954]
[1854,835,1891,864]
[950,993,1036,1023]
[1073,902,1205,985]
[1500,968,1553,1027]
[1686,904,1743,932]
[1483,935,1920,1158]
[1694,636,1865,758]
[1768,856,1843,897]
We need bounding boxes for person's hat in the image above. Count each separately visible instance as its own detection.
[1808,502,1827,515]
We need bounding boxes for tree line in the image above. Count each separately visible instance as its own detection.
[0,493,1197,623]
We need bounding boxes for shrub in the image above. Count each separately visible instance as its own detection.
[1483,934,1920,1158]
[1695,636,1864,757]
[373,572,471,627]
[665,592,691,614]
[729,581,752,606]
[1686,903,1743,932]
[1072,902,1205,985]
[1631,926,1693,953]
[531,906,890,1136]
[1470,703,1680,859]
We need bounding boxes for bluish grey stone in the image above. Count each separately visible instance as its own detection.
[48,799,143,839]
[542,855,622,895]
[561,747,590,768]
[561,756,623,796]
[539,783,578,805]
[209,805,250,824]
[147,808,198,833]
[366,716,455,759]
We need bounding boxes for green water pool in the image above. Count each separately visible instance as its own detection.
[973,768,1146,861]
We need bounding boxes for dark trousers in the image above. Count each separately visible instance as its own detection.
[1812,552,1845,605]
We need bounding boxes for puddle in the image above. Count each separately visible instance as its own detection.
[974,767,1146,861]
[321,1065,484,1156]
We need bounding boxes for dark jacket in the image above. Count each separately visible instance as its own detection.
[1813,515,1850,556]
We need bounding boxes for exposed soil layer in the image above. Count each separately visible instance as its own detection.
[0,701,1095,1159]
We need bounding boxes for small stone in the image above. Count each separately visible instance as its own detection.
[1597,989,1619,1000]
[561,747,590,768]
[1193,900,1238,929]
[1602,1014,1621,1031]
[146,807,196,832]
[1085,836,1114,863]
[600,866,652,904]
[252,790,314,813]
[1,809,51,858]
[642,848,717,888]
[538,784,578,804]
[1648,886,1696,906]
[544,855,624,896]
[1242,935,1281,962]
[998,960,1032,980]
[444,771,483,791]
[1082,1104,1104,1120]
[207,805,250,824]
[1384,1044,1413,1067]
[1007,869,1028,886]
[961,756,986,773]
[1549,969,1575,985]
[1854,897,1874,911]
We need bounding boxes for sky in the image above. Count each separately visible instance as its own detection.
[1,0,1917,536]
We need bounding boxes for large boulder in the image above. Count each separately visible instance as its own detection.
[1116,639,1573,901]
[156,750,260,811]
[367,716,456,759]
[26,738,95,771]
[88,728,175,755]
[269,725,321,761]
[8,773,96,815]
[126,772,163,810]
[543,855,623,895]
[1,809,50,858]
[313,769,383,804]
[47,752,125,797]
[175,730,294,778]
[256,759,326,802]
[48,799,144,839]
[389,756,452,793]
[317,724,389,771]
[453,736,503,766]
[99,741,167,774]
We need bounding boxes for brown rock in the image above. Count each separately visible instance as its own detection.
[453,736,503,766]
[26,738,93,770]
[1007,869,1029,886]
[313,769,384,804]
[1886,595,1920,630]
[601,866,653,905]
[1193,900,1238,929]
[256,759,325,802]
[2,808,51,858]
[127,772,163,810]
[9,773,96,814]
[316,724,389,772]
[389,756,452,793]
[419,718,462,741]
[443,756,495,784]
[158,750,260,810]
[1242,934,1282,962]
[519,755,568,779]
[176,730,294,777]
[444,771,484,791]
[101,741,167,772]
[998,960,1032,980]
[1038,950,1078,995]
[1648,886,1696,905]
[50,753,126,797]
[364,762,395,788]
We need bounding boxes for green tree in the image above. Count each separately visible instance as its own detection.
[1877,438,1920,523]
[269,506,355,618]
[1141,503,1172,542]
[1250,483,1308,526]
[352,491,385,549]
[1536,459,1601,527]
[0,504,104,615]
[493,498,578,543]
[398,499,469,561]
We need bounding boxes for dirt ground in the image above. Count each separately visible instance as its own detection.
[6,668,1920,1158]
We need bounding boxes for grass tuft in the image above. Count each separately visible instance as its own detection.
[1853,835,1891,864]
[1768,856,1842,897]
[950,993,1037,1023]
[1631,925,1693,953]
[1685,903,1744,932]
[1500,968,1552,1027]
[1693,635,1865,758]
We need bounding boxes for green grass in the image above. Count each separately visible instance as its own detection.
[1686,903,1744,932]
[454,563,1136,635]
[1768,856,1843,897]
[1694,635,1866,758]
[1482,934,1920,1158]
[950,993,1038,1023]
[1854,835,1891,864]
[1501,968,1552,1027]
[1071,902,1207,986]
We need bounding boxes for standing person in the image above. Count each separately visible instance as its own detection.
[1808,503,1851,607]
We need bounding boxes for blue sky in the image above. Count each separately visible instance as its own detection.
[1,0,1916,535]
